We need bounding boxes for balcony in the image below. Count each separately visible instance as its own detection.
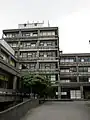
[78,72,90,76]
[38,57,58,61]
[78,62,90,66]
[60,72,77,75]
[20,68,37,72]
[0,88,15,95]
[60,72,77,77]
[3,34,38,39]
[39,45,58,49]
[38,36,58,40]
[38,68,59,73]
[0,58,20,76]
[19,57,37,61]
[20,46,37,49]
[60,62,77,66]
[59,82,90,87]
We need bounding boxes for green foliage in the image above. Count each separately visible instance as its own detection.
[21,72,52,97]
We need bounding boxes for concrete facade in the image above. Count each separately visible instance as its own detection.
[2,22,90,100]
[2,23,60,98]
[60,53,90,99]
[0,39,21,102]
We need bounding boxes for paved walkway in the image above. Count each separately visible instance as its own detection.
[21,101,90,120]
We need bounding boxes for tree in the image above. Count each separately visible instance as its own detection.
[21,73,51,98]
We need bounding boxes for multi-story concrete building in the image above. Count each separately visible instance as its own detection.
[2,22,60,98]
[0,39,20,102]
[2,22,90,100]
[60,53,90,99]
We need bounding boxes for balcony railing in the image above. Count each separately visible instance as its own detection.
[3,34,38,39]
[59,82,90,86]
[39,68,59,72]
[39,46,58,49]
[20,46,37,49]
[78,72,90,76]
[21,68,59,73]
[60,72,77,75]
[38,35,58,40]
[21,69,37,72]
[0,88,15,95]
[60,62,77,66]
[78,62,90,66]
[39,57,57,60]
[19,57,37,61]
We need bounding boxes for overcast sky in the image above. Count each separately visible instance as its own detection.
[0,0,90,53]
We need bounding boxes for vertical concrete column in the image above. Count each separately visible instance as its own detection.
[38,29,40,36]
[58,74,61,99]
[36,40,40,48]
[80,86,84,99]
[13,76,17,90]
[76,56,79,82]
[17,30,21,59]
[36,29,40,48]
[36,50,39,71]
[58,86,61,99]
[77,76,79,82]
[17,41,20,59]
[8,56,11,64]
[36,61,39,71]
[19,79,21,89]
[16,62,19,69]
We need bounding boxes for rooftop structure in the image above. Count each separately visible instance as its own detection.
[18,21,44,29]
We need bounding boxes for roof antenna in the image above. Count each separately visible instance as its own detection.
[48,20,50,27]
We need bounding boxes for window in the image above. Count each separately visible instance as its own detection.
[42,32,47,36]
[40,52,44,57]
[52,32,55,36]
[44,43,47,46]
[61,92,67,95]
[88,78,90,82]
[40,42,44,46]
[51,64,56,69]
[22,53,27,58]
[65,59,69,62]
[51,75,56,81]
[33,33,38,36]
[12,43,17,47]
[45,64,50,69]
[44,54,47,57]
[88,67,90,72]
[19,64,22,69]
[79,67,88,72]
[30,64,36,69]
[60,69,69,72]
[60,59,64,62]
[1,53,8,63]
[27,42,31,47]
[81,58,84,62]
[10,60,15,67]
[31,43,35,47]
[70,59,74,62]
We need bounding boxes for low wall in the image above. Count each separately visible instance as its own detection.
[0,99,40,120]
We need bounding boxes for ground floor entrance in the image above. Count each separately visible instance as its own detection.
[60,85,90,100]
[61,87,81,99]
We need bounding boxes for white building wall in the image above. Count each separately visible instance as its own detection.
[0,39,15,55]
